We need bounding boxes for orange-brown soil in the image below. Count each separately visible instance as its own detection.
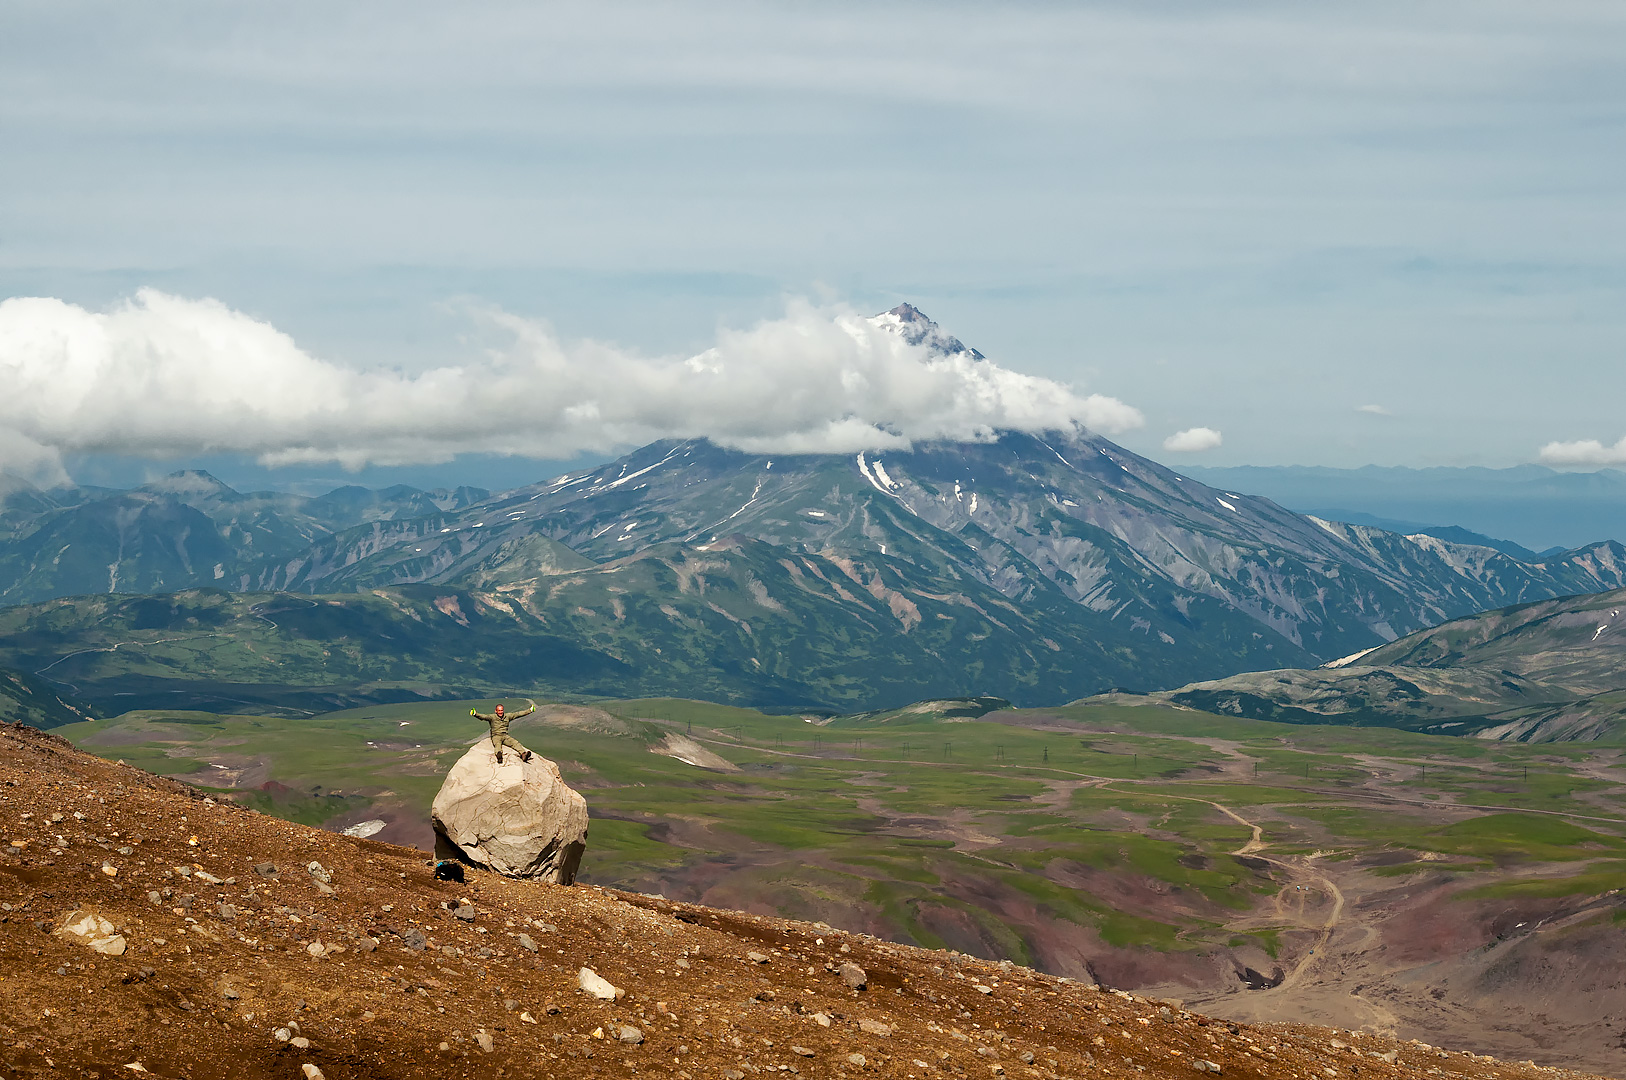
[0,723,1608,1080]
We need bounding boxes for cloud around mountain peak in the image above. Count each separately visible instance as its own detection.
[0,290,1142,481]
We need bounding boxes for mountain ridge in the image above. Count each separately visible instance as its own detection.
[1099,585,1626,741]
[7,308,1626,709]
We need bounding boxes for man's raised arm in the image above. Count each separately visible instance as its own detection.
[510,699,537,719]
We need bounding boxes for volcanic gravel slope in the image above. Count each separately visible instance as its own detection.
[0,724,1608,1080]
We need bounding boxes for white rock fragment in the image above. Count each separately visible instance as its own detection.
[579,967,622,1000]
[55,907,127,956]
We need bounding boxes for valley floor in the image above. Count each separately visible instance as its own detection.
[0,722,1603,1080]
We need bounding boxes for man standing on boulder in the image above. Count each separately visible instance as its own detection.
[470,698,538,764]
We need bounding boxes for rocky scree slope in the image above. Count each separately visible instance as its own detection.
[1106,586,1626,741]
[0,722,1592,1080]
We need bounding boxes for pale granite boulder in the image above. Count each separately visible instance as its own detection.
[431,741,588,882]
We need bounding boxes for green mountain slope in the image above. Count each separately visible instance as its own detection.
[0,471,488,606]
[0,526,1304,717]
[0,662,95,728]
[1106,586,1626,742]
[240,431,1626,673]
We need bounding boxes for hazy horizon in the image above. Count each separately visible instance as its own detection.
[6,3,1626,487]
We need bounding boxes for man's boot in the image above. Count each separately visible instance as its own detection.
[522,750,533,762]
[495,751,504,764]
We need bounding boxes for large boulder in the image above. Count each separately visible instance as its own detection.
[431,741,588,882]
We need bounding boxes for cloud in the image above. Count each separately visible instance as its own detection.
[1537,437,1626,466]
[0,290,1142,476]
[1162,427,1223,453]
[1355,404,1392,416]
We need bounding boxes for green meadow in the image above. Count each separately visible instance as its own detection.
[51,696,1626,963]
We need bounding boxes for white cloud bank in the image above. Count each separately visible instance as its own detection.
[1162,427,1223,453]
[1356,404,1392,416]
[1538,436,1626,466]
[0,290,1141,483]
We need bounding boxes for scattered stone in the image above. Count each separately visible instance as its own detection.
[858,1019,893,1037]
[306,861,332,884]
[791,1045,815,1057]
[578,967,622,1000]
[618,1025,644,1045]
[1192,1061,1222,1074]
[222,987,240,1001]
[301,1066,325,1080]
[974,984,994,995]
[520,1011,537,1024]
[747,950,771,964]
[357,936,378,953]
[978,1046,1000,1059]
[253,862,278,879]
[145,891,162,905]
[217,904,237,921]
[503,998,518,1011]
[431,742,589,882]
[400,929,428,952]
[846,1054,867,1068]
[476,1030,495,1053]
[839,962,868,989]
[453,904,476,921]
[812,1013,832,1027]
[290,1037,311,1050]
[1019,1051,1034,1064]
[101,862,117,877]
[544,1001,561,1015]
[273,1028,292,1043]
[724,1071,746,1080]
[516,933,538,952]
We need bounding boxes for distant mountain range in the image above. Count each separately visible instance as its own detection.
[1105,585,1626,742]
[1184,464,1626,553]
[0,472,488,605]
[5,307,1626,713]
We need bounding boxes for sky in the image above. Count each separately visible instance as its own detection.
[4,1,1626,492]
